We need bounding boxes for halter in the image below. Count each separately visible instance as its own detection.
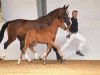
[62,10,70,26]
[66,10,69,15]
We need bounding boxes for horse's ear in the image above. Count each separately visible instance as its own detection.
[63,5,69,10]
[63,5,66,10]
[65,5,69,9]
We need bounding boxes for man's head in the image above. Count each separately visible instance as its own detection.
[72,10,78,19]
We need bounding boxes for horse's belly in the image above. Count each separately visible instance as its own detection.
[35,39,48,44]
[34,36,49,44]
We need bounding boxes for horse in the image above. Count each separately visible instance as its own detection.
[0,5,70,62]
[17,18,67,65]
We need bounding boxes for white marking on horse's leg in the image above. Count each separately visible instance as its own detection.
[3,49,7,55]
[41,52,47,65]
[29,44,39,60]
[17,52,23,65]
[17,58,21,65]
[25,53,31,62]
[31,49,39,60]
[34,53,39,60]
[1,49,7,59]
[43,60,46,65]
[41,52,47,60]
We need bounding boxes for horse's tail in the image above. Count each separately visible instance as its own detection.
[0,21,10,43]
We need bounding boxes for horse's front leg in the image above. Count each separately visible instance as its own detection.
[17,46,27,65]
[17,51,24,65]
[45,44,52,58]
[51,43,64,63]
[41,44,51,65]
[29,43,39,60]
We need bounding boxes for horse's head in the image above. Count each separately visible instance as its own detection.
[56,5,70,26]
[54,18,67,30]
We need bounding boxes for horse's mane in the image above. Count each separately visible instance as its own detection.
[37,8,62,20]
[34,18,59,32]
[47,8,62,16]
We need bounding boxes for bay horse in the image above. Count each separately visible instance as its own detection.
[0,5,70,62]
[17,18,67,65]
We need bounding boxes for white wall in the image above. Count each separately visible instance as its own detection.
[0,0,100,60]
[1,0,38,21]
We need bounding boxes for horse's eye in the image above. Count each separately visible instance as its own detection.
[60,20,63,23]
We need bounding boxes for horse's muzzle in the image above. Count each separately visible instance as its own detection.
[64,27,67,30]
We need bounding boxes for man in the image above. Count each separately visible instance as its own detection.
[61,10,86,56]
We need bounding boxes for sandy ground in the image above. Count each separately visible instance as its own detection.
[0,60,100,75]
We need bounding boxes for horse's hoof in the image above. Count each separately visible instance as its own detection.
[57,58,60,61]
[0,57,3,61]
[63,59,65,61]
[17,59,21,65]
[17,62,20,65]
[0,56,6,60]
[61,59,65,64]
[39,57,42,61]
[43,62,46,65]
[28,59,32,62]
[43,60,46,65]
[17,63,19,65]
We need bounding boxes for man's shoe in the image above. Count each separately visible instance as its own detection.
[76,51,84,56]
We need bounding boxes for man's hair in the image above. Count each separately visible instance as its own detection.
[72,10,78,13]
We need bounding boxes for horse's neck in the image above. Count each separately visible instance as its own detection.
[48,13,57,19]
[49,23,58,36]
[36,10,59,27]
[46,12,58,25]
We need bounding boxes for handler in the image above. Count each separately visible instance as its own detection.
[61,10,86,56]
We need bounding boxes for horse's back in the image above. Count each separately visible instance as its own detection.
[6,14,51,38]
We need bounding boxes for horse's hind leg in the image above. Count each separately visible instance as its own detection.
[1,34,16,59]
[18,36,31,62]
[17,45,28,64]
[21,35,35,63]
[21,40,31,62]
